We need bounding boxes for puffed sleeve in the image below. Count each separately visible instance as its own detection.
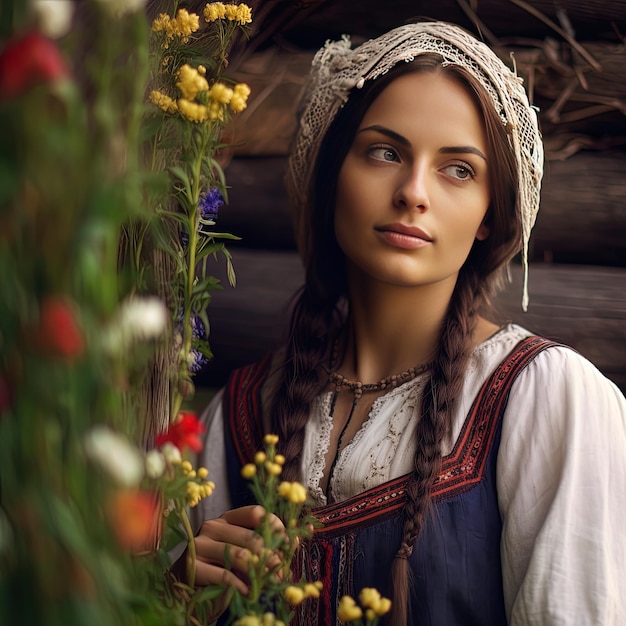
[497,346,626,625]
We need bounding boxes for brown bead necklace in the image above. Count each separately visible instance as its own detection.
[324,346,431,502]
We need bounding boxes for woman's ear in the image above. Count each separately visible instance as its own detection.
[475,219,490,241]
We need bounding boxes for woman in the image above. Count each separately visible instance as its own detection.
[192,21,626,625]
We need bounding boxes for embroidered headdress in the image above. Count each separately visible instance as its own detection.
[286,21,543,310]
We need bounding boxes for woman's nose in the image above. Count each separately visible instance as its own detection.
[393,165,430,212]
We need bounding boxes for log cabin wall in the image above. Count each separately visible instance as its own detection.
[194,0,626,393]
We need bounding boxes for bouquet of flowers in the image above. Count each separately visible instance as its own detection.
[0,2,391,623]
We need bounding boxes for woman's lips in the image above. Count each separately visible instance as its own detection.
[376,223,433,249]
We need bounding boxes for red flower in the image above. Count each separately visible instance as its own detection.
[107,490,162,554]
[35,296,84,359]
[155,411,205,453]
[0,31,69,100]
[0,374,11,414]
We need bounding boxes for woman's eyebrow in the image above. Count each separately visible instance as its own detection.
[358,125,487,160]
[358,124,410,146]
[439,146,487,160]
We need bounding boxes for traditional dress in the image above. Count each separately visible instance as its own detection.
[194,324,626,625]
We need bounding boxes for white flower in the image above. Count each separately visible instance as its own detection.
[84,425,144,487]
[119,296,168,340]
[33,0,74,38]
[92,0,147,16]
[145,449,166,479]
[102,296,168,354]
[160,442,181,464]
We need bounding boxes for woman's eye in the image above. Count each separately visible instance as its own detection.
[443,163,474,180]
[369,146,398,162]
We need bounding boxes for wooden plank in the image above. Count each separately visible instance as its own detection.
[195,250,626,393]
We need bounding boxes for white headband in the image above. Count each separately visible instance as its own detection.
[286,21,544,310]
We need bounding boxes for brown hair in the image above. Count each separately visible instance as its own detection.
[272,54,520,625]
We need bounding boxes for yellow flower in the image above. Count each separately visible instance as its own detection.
[152,13,173,35]
[337,596,363,622]
[277,481,307,504]
[254,451,267,465]
[230,94,248,113]
[181,460,193,473]
[263,434,279,446]
[178,99,210,123]
[241,463,257,479]
[264,461,282,476]
[172,8,200,40]
[365,608,375,621]
[284,585,305,606]
[200,481,215,497]
[235,4,253,25]
[376,597,392,615]
[274,454,285,465]
[304,582,321,598]
[149,90,178,114]
[197,466,209,479]
[359,588,391,616]
[176,64,209,101]
[210,82,234,105]
[233,616,262,626]
[203,2,226,22]
[224,4,239,21]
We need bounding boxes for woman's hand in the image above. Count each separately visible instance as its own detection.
[194,504,285,596]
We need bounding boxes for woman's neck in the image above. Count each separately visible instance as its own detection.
[338,279,453,384]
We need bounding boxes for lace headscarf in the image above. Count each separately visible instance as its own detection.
[286,21,543,310]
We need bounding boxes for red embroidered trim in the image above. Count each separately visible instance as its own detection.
[227,337,558,538]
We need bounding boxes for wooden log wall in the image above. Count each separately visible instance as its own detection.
[195,0,626,393]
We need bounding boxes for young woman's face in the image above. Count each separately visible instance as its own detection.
[334,71,491,292]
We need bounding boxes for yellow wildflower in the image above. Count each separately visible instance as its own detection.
[203,2,226,22]
[197,466,209,479]
[284,585,305,606]
[376,597,392,615]
[176,64,209,101]
[359,588,391,616]
[208,101,224,121]
[263,434,279,446]
[224,4,239,21]
[152,13,173,36]
[210,82,234,105]
[172,8,200,40]
[254,451,267,465]
[177,99,210,123]
[235,4,253,25]
[365,608,375,621]
[337,596,363,622]
[241,463,257,479]
[304,582,321,598]
[200,481,215,497]
[274,454,285,465]
[278,481,307,504]
[181,460,193,473]
[149,90,178,114]
[230,94,247,113]
[233,616,262,626]
[264,461,282,476]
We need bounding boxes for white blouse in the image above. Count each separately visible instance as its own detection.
[195,323,626,625]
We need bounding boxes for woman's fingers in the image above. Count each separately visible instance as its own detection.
[193,505,288,591]
[194,559,249,595]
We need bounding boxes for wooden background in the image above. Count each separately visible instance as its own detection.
[192,0,626,393]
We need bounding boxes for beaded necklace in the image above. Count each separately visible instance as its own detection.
[324,349,431,502]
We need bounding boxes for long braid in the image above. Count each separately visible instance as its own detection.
[271,276,343,482]
[388,274,484,626]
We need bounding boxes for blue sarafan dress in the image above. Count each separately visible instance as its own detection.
[220,337,557,626]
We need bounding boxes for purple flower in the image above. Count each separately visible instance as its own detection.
[176,313,210,374]
[199,187,224,223]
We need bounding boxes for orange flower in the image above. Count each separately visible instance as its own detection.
[107,490,161,553]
